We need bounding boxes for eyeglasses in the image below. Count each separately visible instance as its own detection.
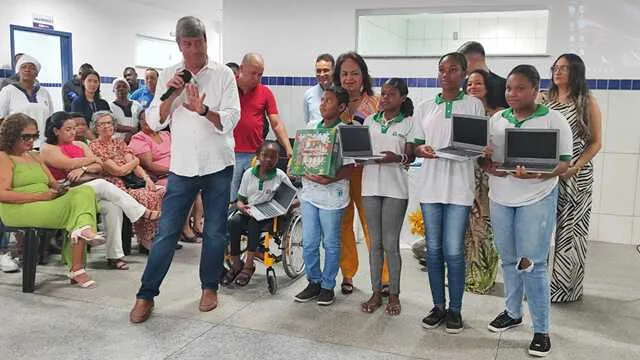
[20,133,39,141]
[551,65,570,74]
[96,122,113,128]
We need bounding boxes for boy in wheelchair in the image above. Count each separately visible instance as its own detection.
[222,141,295,286]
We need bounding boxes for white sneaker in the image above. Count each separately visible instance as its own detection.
[1,253,20,273]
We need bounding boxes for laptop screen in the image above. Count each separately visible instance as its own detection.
[452,115,487,146]
[273,183,297,208]
[506,130,557,159]
[339,126,372,153]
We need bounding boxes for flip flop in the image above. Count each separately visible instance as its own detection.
[341,281,354,295]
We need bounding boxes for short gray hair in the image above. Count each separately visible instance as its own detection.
[176,16,207,42]
[91,111,115,131]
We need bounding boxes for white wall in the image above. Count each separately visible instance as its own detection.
[223,0,640,245]
[0,0,222,108]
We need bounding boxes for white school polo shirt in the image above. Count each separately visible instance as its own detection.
[488,105,573,207]
[413,91,485,206]
[299,119,354,210]
[238,166,293,205]
[362,112,419,199]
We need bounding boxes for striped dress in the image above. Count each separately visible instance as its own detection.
[545,98,593,303]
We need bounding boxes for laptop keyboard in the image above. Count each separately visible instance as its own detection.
[502,162,555,171]
[254,203,281,218]
[440,147,481,156]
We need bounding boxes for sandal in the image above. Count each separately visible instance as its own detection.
[143,209,161,221]
[234,266,256,287]
[68,269,96,288]
[385,302,402,316]
[180,233,202,243]
[108,258,129,270]
[221,261,244,286]
[341,281,354,295]
[360,294,383,313]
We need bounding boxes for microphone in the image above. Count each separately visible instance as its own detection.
[159,70,192,101]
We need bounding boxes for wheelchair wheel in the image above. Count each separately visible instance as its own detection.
[282,210,304,279]
[266,267,278,294]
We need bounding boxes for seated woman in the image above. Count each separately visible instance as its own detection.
[222,141,294,287]
[41,111,161,270]
[88,111,164,253]
[129,112,203,242]
[0,113,102,288]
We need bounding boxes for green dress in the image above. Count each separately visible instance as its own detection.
[0,157,98,238]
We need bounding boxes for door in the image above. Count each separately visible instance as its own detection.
[10,25,73,112]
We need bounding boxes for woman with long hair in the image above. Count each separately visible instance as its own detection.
[539,54,602,303]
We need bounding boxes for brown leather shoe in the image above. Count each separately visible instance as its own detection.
[129,299,154,323]
[199,289,218,312]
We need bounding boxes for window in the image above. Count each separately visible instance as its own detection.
[357,9,549,57]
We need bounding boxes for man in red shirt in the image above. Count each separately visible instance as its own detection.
[231,53,292,202]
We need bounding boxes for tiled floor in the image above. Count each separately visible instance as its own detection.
[0,241,638,360]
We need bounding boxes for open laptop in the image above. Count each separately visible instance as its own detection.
[496,128,559,173]
[248,181,298,221]
[338,125,384,161]
[436,114,488,161]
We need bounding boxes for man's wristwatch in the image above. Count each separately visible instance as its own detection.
[198,104,209,117]
[81,166,88,173]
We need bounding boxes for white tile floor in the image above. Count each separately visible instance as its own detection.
[0,241,639,360]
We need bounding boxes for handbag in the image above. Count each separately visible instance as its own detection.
[120,173,146,189]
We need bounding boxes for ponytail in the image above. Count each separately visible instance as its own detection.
[400,97,414,117]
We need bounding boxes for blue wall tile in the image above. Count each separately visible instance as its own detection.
[621,79,632,90]
[310,78,318,86]
[596,79,608,90]
[586,79,597,89]
[427,78,437,88]
[633,80,640,90]
[608,79,620,90]
[418,78,427,87]
[408,78,418,87]
[540,79,551,89]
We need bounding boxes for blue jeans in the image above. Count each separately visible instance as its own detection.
[137,166,233,300]
[301,200,344,290]
[490,187,558,334]
[421,203,470,313]
[230,152,255,202]
[0,232,8,252]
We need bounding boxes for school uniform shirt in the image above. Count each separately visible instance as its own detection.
[488,104,573,207]
[299,119,354,210]
[238,166,293,205]
[362,112,419,199]
[109,100,143,139]
[413,91,485,206]
[0,83,53,148]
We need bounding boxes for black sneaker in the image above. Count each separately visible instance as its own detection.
[294,282,321,302]
[488,310,523,333]
[421,306,447,329]
[528,333,551,357]
[317,288,335,306]
[445,310,464,334]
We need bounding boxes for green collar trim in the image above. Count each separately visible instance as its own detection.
[434,90,465,105]
[372,112,405,134]
[316,118,341,129]
[251,165,277,190]
[501,104,550,127]
[435,91,465,118]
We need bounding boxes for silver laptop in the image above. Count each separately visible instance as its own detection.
[248,182,298,221]
[496,128,559,173]
[436,114,488,161]
[338,125,384,161]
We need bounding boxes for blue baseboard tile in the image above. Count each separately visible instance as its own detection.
[3,71,640,91]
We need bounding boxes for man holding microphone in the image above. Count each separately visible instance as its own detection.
[129,16,240,323]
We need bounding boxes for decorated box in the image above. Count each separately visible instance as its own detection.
[289,128,342,177]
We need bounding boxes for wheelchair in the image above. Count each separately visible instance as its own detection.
[224,204,304,294]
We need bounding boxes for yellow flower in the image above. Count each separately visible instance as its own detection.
[408,210,424,236]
